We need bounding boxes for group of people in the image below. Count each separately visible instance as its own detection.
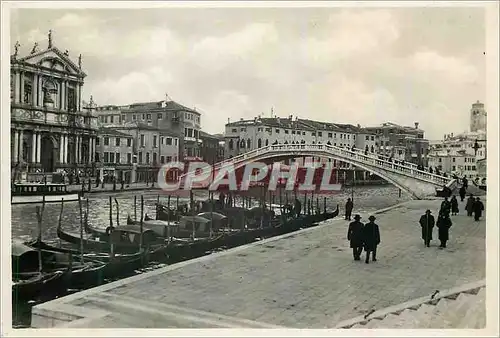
[419,192,485,248]
[347,214,381,264]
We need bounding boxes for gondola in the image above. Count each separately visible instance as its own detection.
[12,270,69,302]
[12,241,107,290]
[57,221,165,254]
[126,217,177,238]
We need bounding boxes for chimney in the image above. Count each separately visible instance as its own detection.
[414,122,419,129]
[276,117,280,124]
[227,118,230,124]
[240,118,244,121]
[451,132,454,137]
[289,115,293,120]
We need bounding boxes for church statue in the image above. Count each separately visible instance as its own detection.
[64,50,69,56]
[48,29,53,48]
[30,42,38,54]
[13,41,20,57]
[78,54,82,69]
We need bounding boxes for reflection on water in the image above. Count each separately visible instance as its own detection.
[11,185,410,241]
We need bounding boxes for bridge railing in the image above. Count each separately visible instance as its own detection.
[178,143,452,187]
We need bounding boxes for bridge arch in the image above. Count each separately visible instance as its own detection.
[195,144,455,199]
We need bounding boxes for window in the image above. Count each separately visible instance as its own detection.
[109,152,115,163]
[265,139,269,146]
[371,136,375,141]
[115,137,120,146]
[166,137,172,145]
[153,152,157,164]
[302,132,306,135]
[110,116,114,123]
[121,114,126,123]
[116,152,120,163]
[318,132,322,137]
[166,156,172,162]
[472,165,476,171]
[291,131,295,134]
[258,139,262,147]
[329,133,333,138]
[285,130,289,134]
[147,114,151,120]
[142,114,146,120]
[104,137,109,146]
[127,138,132,147]
[160,155,165,164]
[103,152,109,163]
[312,132,316,136]
[104,116,108,123]
[439,158,442,162]
[366,135,370,140]
[153,135,157,148]
[228,139,234,150]
[158,113,163,120]
[96,137,100,146]
[232,128,237,133]
[146,152,150,164]
[452,165,456,171]
[339,134,343,139]
[347,135,350,139]
[127,153,132,164]
[132,114,136,120]
[276,129,280,134]
[452,158,456,162]
[138,152,143,164]
[140,134,145,147]
[240,128,246,132]
[258,128,263,132]
[174,138,178,146]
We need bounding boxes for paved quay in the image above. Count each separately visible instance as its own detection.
[32,198,486,328]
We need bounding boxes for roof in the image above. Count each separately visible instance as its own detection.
[15,46,86,77]
[98,127,133,138]
[125,100,199,114]
[200,131,224,140]
[226,117,361,132]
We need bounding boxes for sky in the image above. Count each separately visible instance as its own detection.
[10,6,486,140]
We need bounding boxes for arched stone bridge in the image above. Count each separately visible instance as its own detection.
[178,144,457,199]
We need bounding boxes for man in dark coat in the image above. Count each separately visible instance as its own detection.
[436,212,452,248]
[294,198,302,218]
[450,196,459,215]
[466,194,475,216]
[440,197,451,216]
[347,214,364,261]
[419,209,435,247]
[462,176,468,189]
[362,215,380,264]
[459,186,466,202]
[345,198,353,221]
[473,197,485,221]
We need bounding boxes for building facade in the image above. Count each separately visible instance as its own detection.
[199,131,225,164]
[96,123,180,182]
[94,97,201,162]
[10,33,98,178]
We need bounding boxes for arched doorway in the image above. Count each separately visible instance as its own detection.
[40,135,57,172]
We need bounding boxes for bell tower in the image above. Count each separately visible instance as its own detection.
[470,100,487,132]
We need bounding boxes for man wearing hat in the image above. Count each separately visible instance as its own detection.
[362,215,381,263]
[347,214,364,261]
[419,209,435,247]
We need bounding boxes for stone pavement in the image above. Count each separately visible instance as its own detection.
[31,198,486,328]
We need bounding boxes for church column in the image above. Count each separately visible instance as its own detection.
[88,136,93,164]
[63,134,68,164]
[38,75,44,107]
[36,132,42,163]
[59,134,64,163]
[78,83,82,112]
[18,130,24,162]
[31,132,37,164]
[32,74,38,106]
[13,130,19,162]
[92,137,96,163]
[76,135,81,164]
[20,72,25,104]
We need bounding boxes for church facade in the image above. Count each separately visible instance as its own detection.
[10,32,98,176]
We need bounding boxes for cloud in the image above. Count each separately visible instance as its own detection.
[10,8,486,140]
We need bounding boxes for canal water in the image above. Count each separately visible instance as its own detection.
[11,185,410,243]
[11,185,410,328]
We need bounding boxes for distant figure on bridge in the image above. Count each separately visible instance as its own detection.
[450,196,459,215]
[347,214,364,261]
[459,186,466,202]
[440,197,451,216]
[473,197,485,221]
[465,194,475,217]
[443,172,448,178]
[294,198,302,218]
[419,209,435,247]
[462,176,468,189]
[437,211,452,248]
[345,198,353,221]
[429,167,433,174]
[362,215,380,264]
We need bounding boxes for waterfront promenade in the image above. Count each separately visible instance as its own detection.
[31,198,485,328]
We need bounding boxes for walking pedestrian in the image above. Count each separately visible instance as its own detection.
[462,176,468,189]
[450,196,459,215]
[345,198,353,221]
[347,214,364,261]
[440,197,451,216]
[436,212,452,248]
[473,197,485,221]
[362,215,380,264]
[419,209,435,247]
[459,186,466,202]
[465,194,475,217]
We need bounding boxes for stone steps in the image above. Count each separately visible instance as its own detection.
[347,286,485,329]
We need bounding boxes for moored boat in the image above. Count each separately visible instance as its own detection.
[11,182,79,205]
